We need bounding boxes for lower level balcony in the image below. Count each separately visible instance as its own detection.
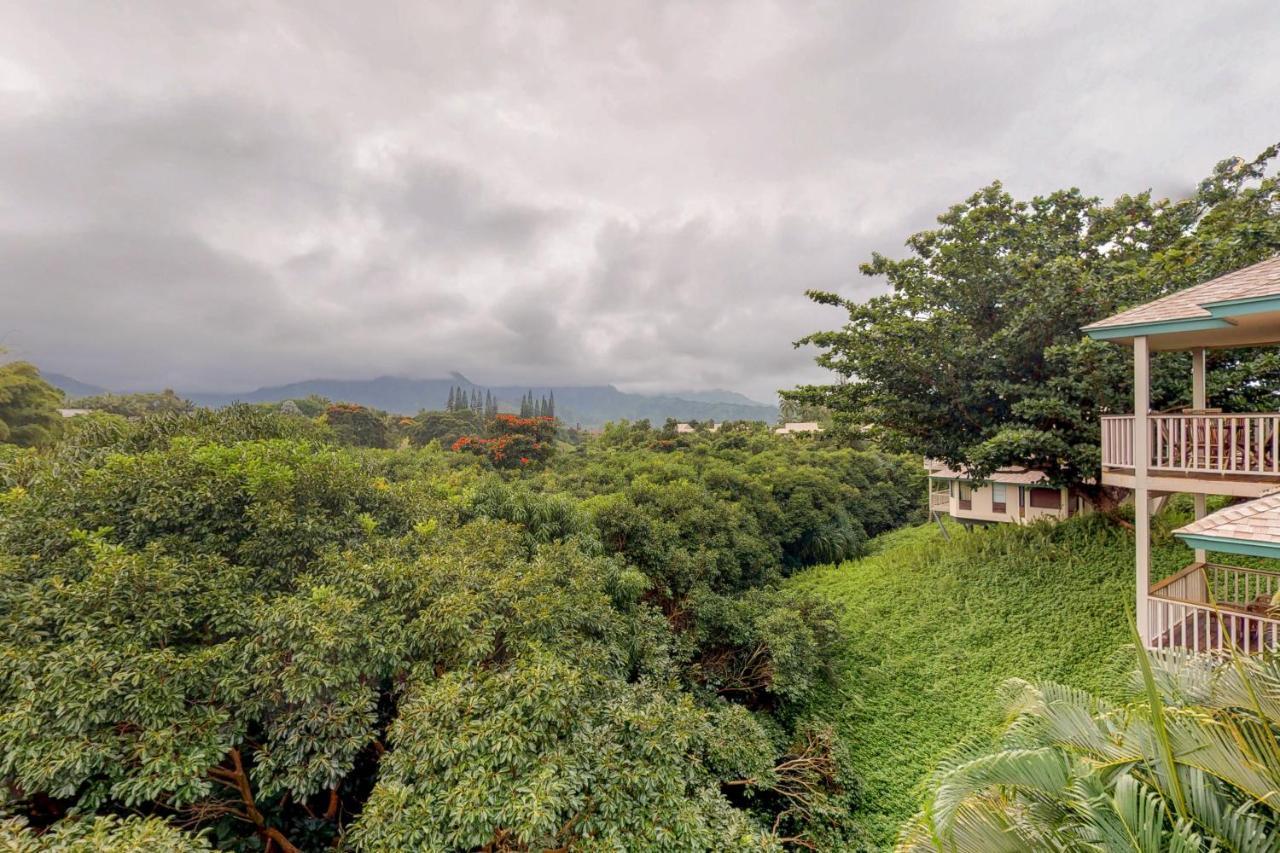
[1148,563,1280,654]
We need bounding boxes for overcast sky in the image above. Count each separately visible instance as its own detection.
[1,1,1277,402]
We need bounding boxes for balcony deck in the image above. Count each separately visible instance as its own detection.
[1101,412,1280,495]
[1148,563,1280,654]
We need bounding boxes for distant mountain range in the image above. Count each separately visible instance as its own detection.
[43,372,109,399]
[44,372,778,427]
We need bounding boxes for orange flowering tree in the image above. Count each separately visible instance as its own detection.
[451,415,555,468]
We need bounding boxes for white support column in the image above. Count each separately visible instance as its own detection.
[1191,348,1207,562]
[1192,347,1206,409]
[1134,336,1151,644]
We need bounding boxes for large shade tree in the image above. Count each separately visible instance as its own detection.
[0,358,63,448]
[786,145,1280,495]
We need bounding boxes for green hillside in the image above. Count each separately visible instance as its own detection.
[787,511,1200,848]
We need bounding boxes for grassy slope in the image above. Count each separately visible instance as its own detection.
[788,511,1198,848]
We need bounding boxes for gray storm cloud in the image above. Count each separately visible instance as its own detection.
[1,0,1277,402]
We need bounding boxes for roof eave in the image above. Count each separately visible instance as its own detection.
[1173,532,1280,561]
[1082,316,1234,342]
[1203,293,1280,319]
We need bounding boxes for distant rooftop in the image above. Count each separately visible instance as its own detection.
[926,464,1051,486]
[774,422,823,435]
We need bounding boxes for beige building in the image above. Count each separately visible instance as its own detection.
[1084,255,1280,653]
[774,421,823,436]
[926,460,1091,525]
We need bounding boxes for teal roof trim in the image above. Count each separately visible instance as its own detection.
[1174,533,1280,561]
[1205,294,1280,319]
[1083,316,1234,341]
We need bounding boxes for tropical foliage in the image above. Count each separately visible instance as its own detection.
[788,515,1144,846]
[403,408,484,448]
[69,389,194,417]
[0,360,63,448]
[451,414,557,468]
[901,646,1280,852]
[0,404,921,850]
[323,402,394,448]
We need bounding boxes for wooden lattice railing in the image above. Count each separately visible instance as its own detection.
[1148,563,1280,654]
[1103,413,1280,476]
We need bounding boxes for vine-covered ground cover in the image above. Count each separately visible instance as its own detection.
[788,509,1206,847]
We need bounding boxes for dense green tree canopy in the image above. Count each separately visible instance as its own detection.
[322,403,394,448]
[788,145,1280,490]
[70,389,194,417]
[0,361,63,448]
[0,404,918,849]
[404,408,484,448]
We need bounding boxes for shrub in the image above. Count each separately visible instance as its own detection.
[324,403,393,448]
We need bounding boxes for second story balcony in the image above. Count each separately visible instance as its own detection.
[1101,410,1280,494]
[1086,257,1280,497]
[1085,256,1280,645]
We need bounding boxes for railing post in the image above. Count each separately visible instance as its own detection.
[1192,349,1208,561]
[1134,336,1151,645]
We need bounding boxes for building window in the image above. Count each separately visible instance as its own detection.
[1029,487,1061,509]
[958,481,972,510]
[992,482,1007,513]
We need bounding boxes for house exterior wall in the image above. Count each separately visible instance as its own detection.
[1023,488,1069,523]
[930,478,1090,525]
[952,480,1018,523]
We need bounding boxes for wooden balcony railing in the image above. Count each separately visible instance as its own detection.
[1101,415,1135,467]
[929,492,949,511]
[1148,563,1280,654]
[1102,412,1280,476]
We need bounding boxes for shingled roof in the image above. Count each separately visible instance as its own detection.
[1174,492,1280,550]
[927,465,1052,485]
[1083,255,1280,332]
